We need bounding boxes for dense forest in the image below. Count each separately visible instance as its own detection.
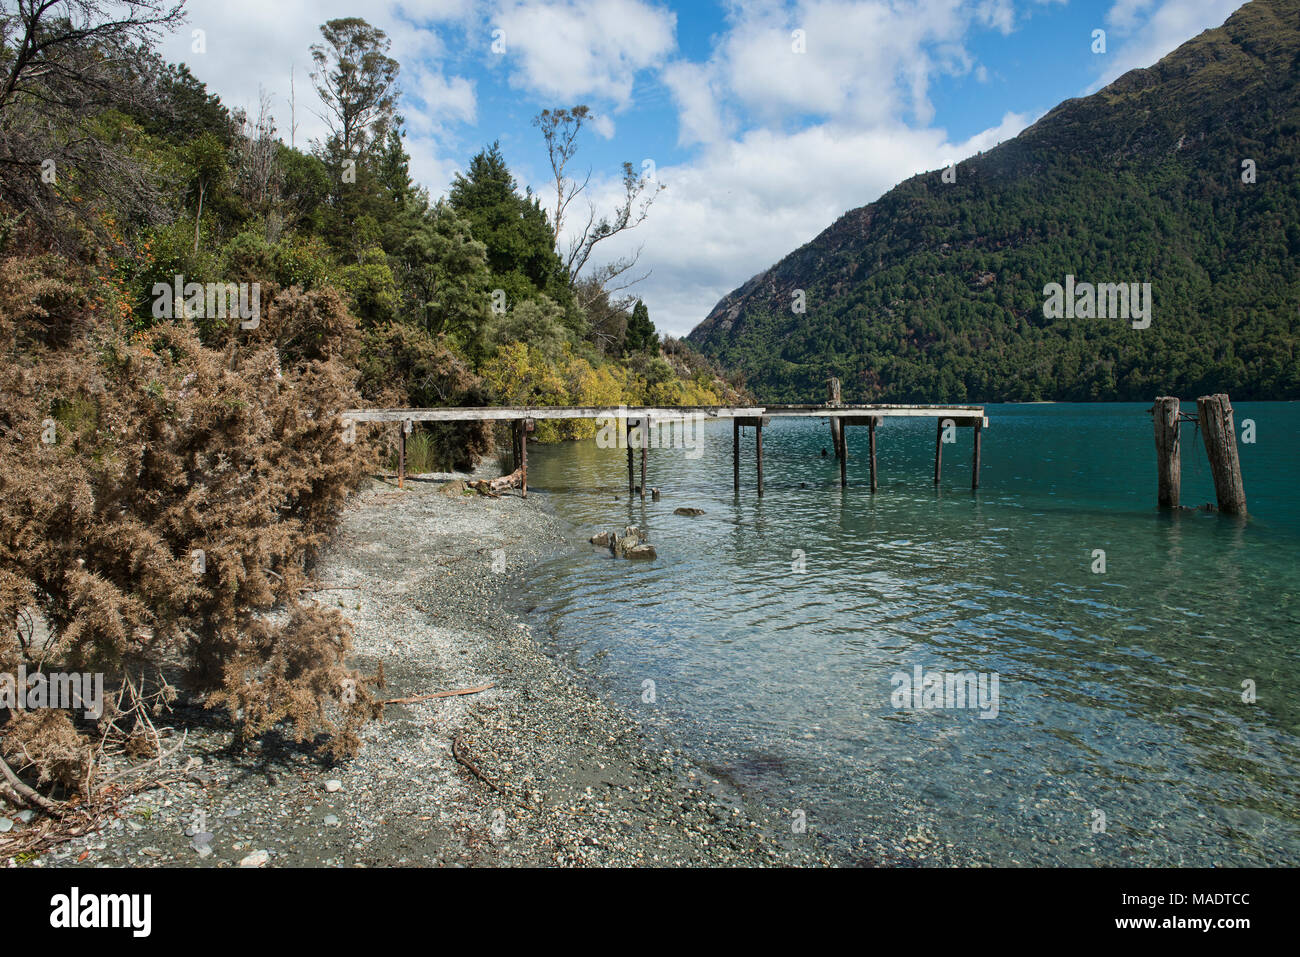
[0,1,739,792]
[688,0,1300,403]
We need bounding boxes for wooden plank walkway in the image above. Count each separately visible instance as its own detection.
[343,400,987,497]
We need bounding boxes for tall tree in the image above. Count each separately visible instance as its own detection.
[448,142,566,303]
[623,299,657,355]
[309,17,399,159]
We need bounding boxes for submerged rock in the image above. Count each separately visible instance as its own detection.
[673,507,705,516]
[591,526,655,559]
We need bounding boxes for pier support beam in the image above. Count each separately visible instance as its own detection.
[839,425,847,488]
[971,420,982,490]
[1153,396,1181,508]
[828,377,843,461]
[933,419,943,485]
[1196,394,1246,515]
[756,419,764,496]
[398,420,408,489]
[640,416,648,500]
[626,418,635,493]
[733,420,740,492]
[509,416,525,496]
[868,418,878,492]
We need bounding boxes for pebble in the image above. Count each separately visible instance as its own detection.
[323,814,340,827]
[324,780,343,793]
[239,849,269,867]
[0,818,12,833]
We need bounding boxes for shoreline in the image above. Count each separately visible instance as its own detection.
[13,475,832,867]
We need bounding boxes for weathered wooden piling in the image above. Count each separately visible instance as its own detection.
[868,418,878,492]
[398,422,406,489]
[733,420,740,492]
[839,429,848,488]
[1196,394,1246,515]
[828,377,844,462]
[971,420,982,490]
[626,418,636,493]
[640,416,648,500]
[756,419,764,496]
[933,420,944,485]
[514,419,530,498]
[1153,396,1181,508]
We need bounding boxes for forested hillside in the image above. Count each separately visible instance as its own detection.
[688,0,1300,403]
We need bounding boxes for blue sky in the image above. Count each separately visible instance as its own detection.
[160,0,1246,335]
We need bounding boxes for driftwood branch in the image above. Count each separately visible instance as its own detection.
[467,468,524,498]
[452,733,506,795]
[0,746,67,815]
[380,682,494,705]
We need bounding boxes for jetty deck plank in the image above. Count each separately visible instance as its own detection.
[343,403,986,423]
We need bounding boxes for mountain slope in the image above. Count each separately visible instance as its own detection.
[687,0,1300,402]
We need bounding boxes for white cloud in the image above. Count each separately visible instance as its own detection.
[408,68,478,128]
[573,111,1034,336]
[492,0,677,107]
[662,60,731,146]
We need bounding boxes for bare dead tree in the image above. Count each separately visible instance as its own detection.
[0,0,185,118]
[533,105,592,243]
[533,105,665,290]
[0,0,186,246]
[234,90,279,208]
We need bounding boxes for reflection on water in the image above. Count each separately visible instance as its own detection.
[520,403,1300,865]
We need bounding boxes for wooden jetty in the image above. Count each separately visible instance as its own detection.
[343,401,988,497]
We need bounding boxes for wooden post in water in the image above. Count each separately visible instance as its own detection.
[733,420,740,492]
[868,418,878,492]
[640,416,648,500]
[1153,396,1181,508]
[828,377,843,461]
[756,419,764,496]
[933,419,943,485]
[971,419,982,490]
[626,418,635,493]
[1196,394,1246,515]
[839,420,847,489]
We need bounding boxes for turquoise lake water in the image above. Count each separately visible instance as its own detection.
[520,403,1300,865]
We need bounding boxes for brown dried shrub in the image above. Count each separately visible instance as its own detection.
[0,252,383,787]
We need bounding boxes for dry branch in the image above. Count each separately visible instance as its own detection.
[466,468,524,497]
[380,682,493,705]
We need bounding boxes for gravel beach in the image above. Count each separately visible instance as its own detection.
[7,473,832,868]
